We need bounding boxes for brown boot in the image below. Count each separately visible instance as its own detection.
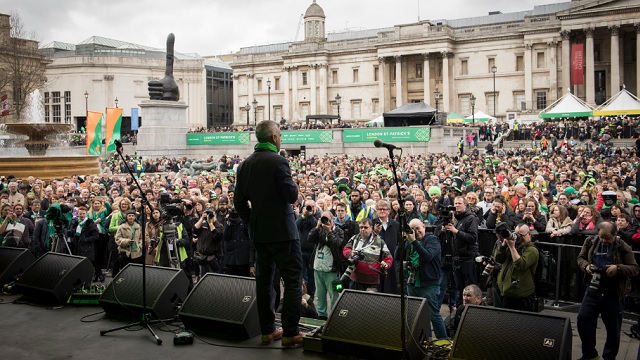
[260,327,283,345]
[282,332,305,348]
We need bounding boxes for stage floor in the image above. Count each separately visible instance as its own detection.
[0,293,637,360]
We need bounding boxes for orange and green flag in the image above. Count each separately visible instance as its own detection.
[106,107,122,153]
[86,111,103,155]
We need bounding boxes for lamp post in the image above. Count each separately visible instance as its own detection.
[470,94,476,126]
[244,103,251,128]
[335,93,341,123]
[84,91,89,114]
[266,79,271,121]
[491,65,497,118]
[114,97,119,108]
[252,98,258,126]
[433,87,441,124]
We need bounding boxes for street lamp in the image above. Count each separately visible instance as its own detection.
[244,103,251,128]
[491,65,497,118]
[335,93,341,123]
[114,97,119,108]
[266,79,271,121]
[252,98,258,126]
[433,87,441,124]
[84,91,89,113]
[470,94,476,126]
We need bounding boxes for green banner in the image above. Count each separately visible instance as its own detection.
[281,130,333,144]
[186,133,251,145]
[343,128,431,143]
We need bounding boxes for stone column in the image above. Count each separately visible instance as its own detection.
[609,25,620,95]
[283,67,290,121]
[291,67,299,121]
[310,64,317,115]
[319,63,327,115]
[423,53,431,103]
[560,30,571,93]
[442,51,452,112]
[395,56,402,107]
[232,74,239,125]
[247,74,255,113]
[378,57,386,113]
[637,24,640,95]
[548,41,558,102]
[585,28,595,104]
[524,44,533,109]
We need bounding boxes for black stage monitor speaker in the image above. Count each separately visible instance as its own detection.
[99,263,189,320]
[321,290,431,360]
[0,246,35,286]
[15,252,93,304]
[450,305,572,360]
[178,273,259,339]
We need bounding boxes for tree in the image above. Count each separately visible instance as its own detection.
[0,12,50,122]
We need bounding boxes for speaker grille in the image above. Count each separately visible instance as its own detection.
[99,264,189,319]
[0,247,35,286]
[180,273,255,323]
[18,253,90,291]
[451,306,571,360]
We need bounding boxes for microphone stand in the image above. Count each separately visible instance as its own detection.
[100,141,163,345]
[382,145,408,360]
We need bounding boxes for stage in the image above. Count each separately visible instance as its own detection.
[0,292,637,360]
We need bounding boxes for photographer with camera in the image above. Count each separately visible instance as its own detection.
[342,218,392,292]
[297,199,320,299]
[576,221,639,360]
[308,211,344,320]
[485,197,516,230]
[193,208,224,276]
[398,219,447,339]
[440,196,479,308]
[494,223,538,311]
[222,208,255,277]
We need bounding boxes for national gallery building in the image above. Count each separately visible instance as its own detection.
[231,0,640,125]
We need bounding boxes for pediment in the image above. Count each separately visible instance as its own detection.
[557,0,640,17]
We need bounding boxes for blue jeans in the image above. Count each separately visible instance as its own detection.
[254,240,303,337]
[408,285,448,339]
[314,270,339,318]
[577,291,625,360]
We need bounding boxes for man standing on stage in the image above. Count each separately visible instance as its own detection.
[235,120,304,347]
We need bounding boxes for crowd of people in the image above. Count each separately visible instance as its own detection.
[2,119,640,357]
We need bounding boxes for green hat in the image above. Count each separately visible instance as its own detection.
[564,187,578,195]
[428,186,441,197]
[353,173,362,182]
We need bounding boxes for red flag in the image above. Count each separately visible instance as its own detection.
[1,95,9,117]
[571,44,584,86]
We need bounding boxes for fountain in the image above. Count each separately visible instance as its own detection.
[0,90,101,181]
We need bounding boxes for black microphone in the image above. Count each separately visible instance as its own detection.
[114,139,123,154]
[374,139,401,151]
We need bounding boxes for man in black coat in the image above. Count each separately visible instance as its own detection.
[235,120,304,347]
[374,199,400,294]
[69,206,100,281]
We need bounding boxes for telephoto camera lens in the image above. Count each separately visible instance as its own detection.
[306,205,313,212]
[321,216,329,224]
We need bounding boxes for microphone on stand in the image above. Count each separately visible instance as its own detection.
[373,139,402,151]
[114,139,124,154]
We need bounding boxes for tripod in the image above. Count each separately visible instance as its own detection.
[99,140,163,345]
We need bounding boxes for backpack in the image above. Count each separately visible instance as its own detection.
[525,241,556,311]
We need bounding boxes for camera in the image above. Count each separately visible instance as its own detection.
[306,205,313,212]
[496,222,522,244]
[587,265,606,297]
[403,261,419,285]
[204,209,215,217]
[437,205,455,225]
[346,250,364,266]
[320,216,330,225]
[475,255,498,277]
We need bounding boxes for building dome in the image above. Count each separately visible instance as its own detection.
[304,0,325,18]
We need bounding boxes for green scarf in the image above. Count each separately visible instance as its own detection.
[254,142,278,153]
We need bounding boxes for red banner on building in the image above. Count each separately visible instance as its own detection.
[571,43,584,85]
[1,95,9,116]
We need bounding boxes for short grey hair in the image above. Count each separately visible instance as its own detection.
[255,121,279,143]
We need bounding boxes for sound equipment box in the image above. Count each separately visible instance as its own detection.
[450,305,572,360]
[0,246,35,286]
[321,290,431,360]
[99,264,189,320]
[178,273,260,339]
[15,252,94,304]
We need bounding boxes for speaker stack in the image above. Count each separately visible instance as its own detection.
[0,246,35,286]
[15,252,94,304]
[321,290,431,360]
[98,263,189,320]
[450,305,572,360]
[178,273,260,339]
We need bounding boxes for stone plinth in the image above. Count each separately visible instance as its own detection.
[136,100,189,158]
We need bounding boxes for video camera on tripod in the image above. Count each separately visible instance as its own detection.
[157,193,184,269]
[437,205,456,226]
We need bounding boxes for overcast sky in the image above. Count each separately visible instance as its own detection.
[4,0,564,56]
